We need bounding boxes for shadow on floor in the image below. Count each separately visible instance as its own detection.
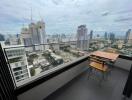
[44,68,131,100]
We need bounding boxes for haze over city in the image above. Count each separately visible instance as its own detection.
[0,0,132,36]
[0,1,132,100]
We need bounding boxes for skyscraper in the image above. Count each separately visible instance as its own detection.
[104,32,108,40]
[8,34,21,45]
[128,31,132,44]
[21,27,33,46]
[76,25,89,50]
[0,34,5,41]
[109,33,115,43]
[124,29,132,44]
[89,30,93,40]
[21,20,46,50]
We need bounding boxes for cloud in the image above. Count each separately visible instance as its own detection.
[51,0,62,5]
[117,10,132,14]
[115,17,132,22]
[0,0,132,35]
[102,12,110,16]
[86,11,91,15]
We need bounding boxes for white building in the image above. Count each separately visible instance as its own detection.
[128,31,132,44]
[21,20,46,51]
[21,27,32,46]
[76,25,90,51]
[3,45,30,82]
[51,43,60,51]
[7,34,21,45]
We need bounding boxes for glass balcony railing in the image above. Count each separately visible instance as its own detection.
[88,39,132,57]
[3,43,86,86]
[2,38,132,87]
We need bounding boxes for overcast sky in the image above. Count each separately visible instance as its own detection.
[0,0,132,35]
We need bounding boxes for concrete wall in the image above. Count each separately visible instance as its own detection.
[114,58,132,71]
[17,60,88,100]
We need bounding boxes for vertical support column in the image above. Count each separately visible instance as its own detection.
[0,44,17,100]
[123,65,132,98]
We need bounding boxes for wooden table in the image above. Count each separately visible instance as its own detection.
[91,51,119,61]
[88,51,119,84]
[89,62,108,72]
[88,61,110,84]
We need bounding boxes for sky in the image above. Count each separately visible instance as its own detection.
[0,0,132,36]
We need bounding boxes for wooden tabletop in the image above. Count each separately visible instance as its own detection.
[91,51,119,61]
[89,62,108,72]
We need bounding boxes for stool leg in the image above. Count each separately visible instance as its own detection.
[88,67,92,80]
[99,71,105,86]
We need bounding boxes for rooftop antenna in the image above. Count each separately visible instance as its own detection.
[31,7,33,23]
[38,10,44,21]
[22,16,25,28]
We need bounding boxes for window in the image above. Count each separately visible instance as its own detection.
[21,62,25,65]
[4,44,85,86]
[1,0,132,88]
[14,69,28,76]
[15,63,18,67]
[13,67,22,71]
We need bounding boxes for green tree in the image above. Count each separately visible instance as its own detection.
[30,67,36,76]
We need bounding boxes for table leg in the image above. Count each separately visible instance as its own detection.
[88,67,92,80]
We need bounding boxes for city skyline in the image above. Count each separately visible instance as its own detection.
[0,0,132,35]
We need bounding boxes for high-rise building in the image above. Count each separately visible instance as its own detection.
[0,34,5,41]
[124,29,132,44]
[76,25,89,50]
[21,27,33,46]
[37,21,46,44]
[21,20,46,50]
[89,30,93,40]
[128,32,132,44]
[3,45,30,82]
[104,32,108,40]
[109,33,115,43]
[8,34,21,45]
[28,21,46,45]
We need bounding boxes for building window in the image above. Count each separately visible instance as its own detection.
[15,63,18,67]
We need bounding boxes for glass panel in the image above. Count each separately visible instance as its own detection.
[0,0,132,88]
[4,43,85,86]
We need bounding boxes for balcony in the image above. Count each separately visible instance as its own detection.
[0,43,132,100]
[1,0,132,99]
[45,67,129,100]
